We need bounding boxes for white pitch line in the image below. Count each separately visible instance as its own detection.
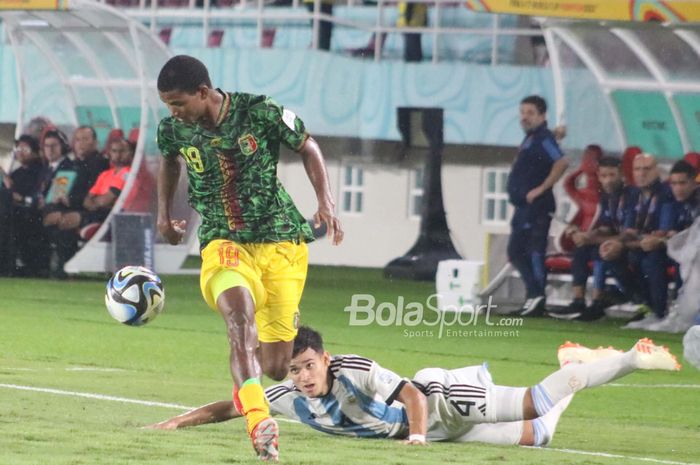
[540,447,700,465]
[607,383,700,389]
[0,383,693,462]
[1,367,127,373]
[0,383,299,423]
[0,383,195,410]
[65,367,126,372]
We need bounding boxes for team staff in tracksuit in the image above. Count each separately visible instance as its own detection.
[506,95,568,316]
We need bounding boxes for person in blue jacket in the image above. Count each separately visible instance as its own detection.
[506,95,568,316]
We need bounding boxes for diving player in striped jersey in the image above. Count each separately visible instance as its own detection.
[148,327,680,447]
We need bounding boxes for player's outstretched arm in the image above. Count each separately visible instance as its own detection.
[396,383,429,445]
[157,156,186,245]
[299,137,344,245]
[144,400,241,430]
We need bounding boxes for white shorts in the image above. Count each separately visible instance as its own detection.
[412,364,527,442]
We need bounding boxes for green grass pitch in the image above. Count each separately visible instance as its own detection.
[1,266,699,465]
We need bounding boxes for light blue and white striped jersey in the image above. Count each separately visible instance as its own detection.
[265,355,409,438]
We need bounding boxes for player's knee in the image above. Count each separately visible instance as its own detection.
[262,358,289,381]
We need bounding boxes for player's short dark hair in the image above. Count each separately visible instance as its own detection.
[520,95,547,114]
[293,326,325,357]
[598,156,621,169]
[157,55,212,94]
[15,134,40,154]
[670,160,697,179]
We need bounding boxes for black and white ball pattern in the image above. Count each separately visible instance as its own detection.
[105,266,165,326]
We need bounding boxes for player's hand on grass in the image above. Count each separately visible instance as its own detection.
[142,420,178,430]
[158,219,187,245]
[401,439,429,446]
[314,203,344,246]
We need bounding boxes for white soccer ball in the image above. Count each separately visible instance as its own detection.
[105,266,165,326]
[683,325,700,371]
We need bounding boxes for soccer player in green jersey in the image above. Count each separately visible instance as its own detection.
[156,55,343,462]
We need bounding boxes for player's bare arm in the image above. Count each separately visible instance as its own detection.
[299,136,344,245]
[396,382,429,446]
[527,157,569,204]
[145,400,240,430]
[157,156,186,245]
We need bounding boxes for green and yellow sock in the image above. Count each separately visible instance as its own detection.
[237,378,269,435]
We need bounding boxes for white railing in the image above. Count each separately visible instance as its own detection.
[98,0,545,64]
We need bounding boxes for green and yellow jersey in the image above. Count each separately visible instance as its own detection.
[157,90,315,248]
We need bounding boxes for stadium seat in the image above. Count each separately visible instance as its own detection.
[622,146,642,186]
[159,27,173,45]
[127,127,140,145]
[544,254,574,274]
[123,163,156,214]
[208,29,225,48]
[684,152,700,181]
[79,222,102,241]
[102,128,125,155]
[557,145,602,254]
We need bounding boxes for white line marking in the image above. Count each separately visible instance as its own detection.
[0,383,299,423]
[0,383,693,462]
[607,383,700,389]
[540,447,700,465]
[2,367,127,373]
[0,383,194,410]
[65,367,126,372]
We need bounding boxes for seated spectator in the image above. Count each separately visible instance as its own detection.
[37,129,77,276]
[645,159,700,333]
[622,153,675,329]
[667,160,700,237]
[551,156,635,321]
[0,135,48,277]
[58,138,134,244]
[39,128,75,220]
[70,125,110,211]
[42,126,111,268]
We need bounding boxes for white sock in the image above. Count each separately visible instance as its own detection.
[532,350,637,416]
[532,394,574,446]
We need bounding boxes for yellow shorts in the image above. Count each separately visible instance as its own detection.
[200,239,308,343]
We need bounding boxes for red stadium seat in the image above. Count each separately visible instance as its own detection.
[622,146,642,186]
[127,127,140,145]
[159,27,173,45]
[544,254,573,273]
[556,144,602,254]
[103,128,125,155]
[208,29,224,48]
